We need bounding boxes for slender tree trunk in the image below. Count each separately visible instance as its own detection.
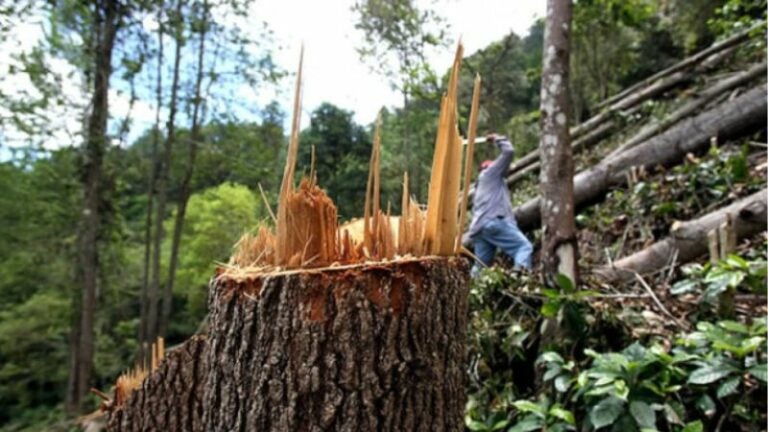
[66,0,120,415]
[161,0,208,336]
[148,0,184,344]
[539,0,578,285]
[140,4,164,348]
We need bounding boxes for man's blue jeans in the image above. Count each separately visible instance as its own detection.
[471,217,533,276]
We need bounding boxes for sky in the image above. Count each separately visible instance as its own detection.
[0,0,545,152]
[258,0,546,126]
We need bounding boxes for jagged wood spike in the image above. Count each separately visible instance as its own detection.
[457,73,482,252]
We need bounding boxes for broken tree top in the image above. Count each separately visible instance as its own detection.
[225,42,483,277]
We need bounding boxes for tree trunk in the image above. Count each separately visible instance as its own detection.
[66,0,120,415]
[539,0,578,284]
[514,85,767,231]
[162,0,208,336]
[606,62,767,157]
[203,258,469,431]
[140,3,164,348]
[147,0,184,344]
[107,336,207,432]
[595,189,767,283]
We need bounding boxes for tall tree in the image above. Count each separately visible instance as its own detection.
[352,0,448,199]
[162,0,209,336]
[539,0,579,286]
[147,0,184,344]
[140,0,165,351]
[65,0,125,415]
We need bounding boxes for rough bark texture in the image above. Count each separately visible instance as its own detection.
[203,257,470,431]
[540,0,578,284]
[596,189,767,283]
[107,336,207,432]
[66,0,119,414]
[515,85,767,231]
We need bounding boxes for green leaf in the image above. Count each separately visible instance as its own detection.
[719,320,748,334]
[748,363,768,382]
[491,419,510,431]
[695,395,716,417]
[716,376,740,398]
[629,401,656,428]
[555,375,571,393]
[539,351,565,364]
[513,400,547,417]
[663,402,684,425]
[688,366,731,384]
[508,417,543,432]
[549,406,576,425]
[544,365,562,381]
[681,420,704,432]
[541,300,561,318]
[589,397,624,429]
[465,419,488,431]
[670,279,698,295]
[555,273,575,292]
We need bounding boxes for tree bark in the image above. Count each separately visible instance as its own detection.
[66,0,120,415]
[203,257,469,431]
[514,85,767,231]
[540,0,578,284]
[107,336,207,432]
[162,0,208,337]
[595,189,767,283]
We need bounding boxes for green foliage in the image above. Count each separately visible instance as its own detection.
[708,0,767,37]
[298,103,375,220]
[173,183,263,324]
[506,319,767,430]
[671,254,767,305]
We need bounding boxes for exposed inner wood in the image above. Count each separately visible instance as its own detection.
[227,41,478,276]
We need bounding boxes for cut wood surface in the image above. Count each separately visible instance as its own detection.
[107,336,207,432]
[203,257,469,431]
[513,85,767,231]
[595,189,767,283]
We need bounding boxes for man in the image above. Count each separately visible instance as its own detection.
[467,133,533,276]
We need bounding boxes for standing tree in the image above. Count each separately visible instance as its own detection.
[352,0,449,199]
[65,0,126,415]
[539,0,579,286]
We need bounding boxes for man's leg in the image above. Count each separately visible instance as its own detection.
[483,219,533,270]
[471,235,496,277]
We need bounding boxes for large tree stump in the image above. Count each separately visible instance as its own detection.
[203,257,470,431]
[107,335,207,432]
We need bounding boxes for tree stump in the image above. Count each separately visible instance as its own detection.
[203,257,469,431]
[107,335,207,432]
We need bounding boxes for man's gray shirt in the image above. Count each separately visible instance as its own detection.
[468,138,516,238]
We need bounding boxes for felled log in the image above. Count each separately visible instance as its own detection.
[595,22,762,110]
[204,258,469,431]
[106,336,207,432]
[514,85,767,231]
[595,189,767,283]
[502,33,751,182]
[607,62,767,157]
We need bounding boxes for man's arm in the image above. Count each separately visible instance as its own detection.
[483,136,515,180]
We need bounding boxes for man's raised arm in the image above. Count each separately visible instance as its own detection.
[484,134,515,179]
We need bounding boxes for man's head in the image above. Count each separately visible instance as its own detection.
[480,160,493,171]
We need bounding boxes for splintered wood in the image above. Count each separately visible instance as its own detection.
[113,337,164,406]
[227,42,479,275]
